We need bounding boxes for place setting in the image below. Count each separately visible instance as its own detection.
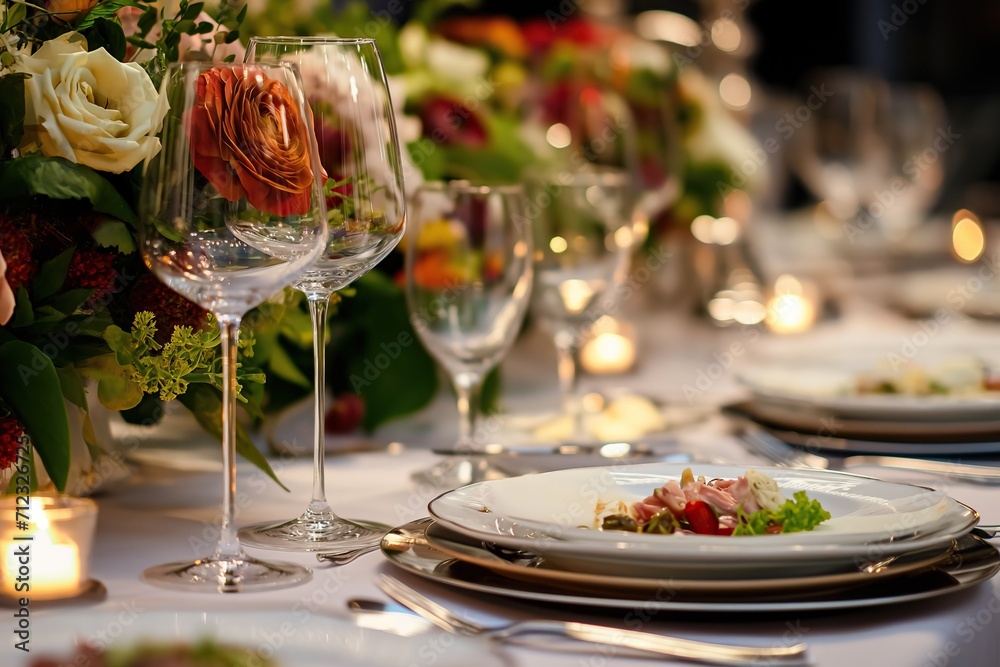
[372,462,999,617]
[4,1,1000,666]
[718,339,1000,487]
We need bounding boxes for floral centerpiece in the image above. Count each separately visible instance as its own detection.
[0,0,291,494]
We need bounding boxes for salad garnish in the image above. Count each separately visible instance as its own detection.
[596,468,831,537]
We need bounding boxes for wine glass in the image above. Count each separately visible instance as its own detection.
[790,70,947,245]
[526,168,637,441]
[137,62,328,591]
[238,38,406,551]
[405,182,533,488]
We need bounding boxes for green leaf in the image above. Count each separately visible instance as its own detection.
[183,2,204,20]
[46,287,95,315]
[77,0,142,31]
[0,155,136,223]
[223,28,240,44]
[56,365,88,411]
[0,341,71,492]
[32,246,75,301]
[236,3,247,23]
[178,385,288,491]
[0,73,28,158]
[267,343,312,389]
[2,1,27,30]
[137,6,158,36]
[91,218,137,253]
[79,354,143,410]
[10,285,33,327]
[84,18,128,60]
[339,272,438,431]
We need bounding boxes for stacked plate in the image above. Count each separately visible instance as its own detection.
[381,463,999,613]
[731,346,1000,456]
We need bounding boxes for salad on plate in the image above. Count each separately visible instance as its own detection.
[594,468,831,537]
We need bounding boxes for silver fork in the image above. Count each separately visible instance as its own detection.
[376,575,810,666]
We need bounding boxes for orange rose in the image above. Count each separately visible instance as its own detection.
[48,0,98,23]
[189,66,316,217]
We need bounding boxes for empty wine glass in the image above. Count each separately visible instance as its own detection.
[138,62,328,591]
[405,182,533,488]
[238,38,406,551]
[526,168,637,441]
[790,70,947,245]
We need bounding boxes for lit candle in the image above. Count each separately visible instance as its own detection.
[580,318,637,374]
[1,497,90,601]
[765,275,819,334]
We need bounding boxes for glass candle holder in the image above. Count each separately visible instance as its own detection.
[0,495,98,601]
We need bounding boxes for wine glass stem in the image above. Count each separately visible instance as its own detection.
[216,314,243,561]
[307,293,332,514]
[454,371,482,452]
[554,331,583,440]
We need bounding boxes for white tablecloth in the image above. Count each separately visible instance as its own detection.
[33,308,1000,666]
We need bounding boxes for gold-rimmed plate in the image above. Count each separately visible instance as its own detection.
[381,519,1000,613]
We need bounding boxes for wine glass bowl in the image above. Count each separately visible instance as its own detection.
[406,181,534,486]
[238,37,405,551]
[790,70,947,245]
[137,62,328,591]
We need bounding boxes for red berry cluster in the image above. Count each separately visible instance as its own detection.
[128,274,209,344]
[0,215,37,292]
[66,249,119,304]
[0,414,25,471]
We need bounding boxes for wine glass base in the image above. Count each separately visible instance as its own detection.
[238,516,390,552]
[411,456,510,490]
[142,555,311,593]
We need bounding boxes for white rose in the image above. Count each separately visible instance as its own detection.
[425,38,489,85]
[14,33,160,173]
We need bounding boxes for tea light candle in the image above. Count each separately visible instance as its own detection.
[580,318,637,374]
[1,496,96,602]
[765,275,819,334]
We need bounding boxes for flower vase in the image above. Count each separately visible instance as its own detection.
[34,385,130,497]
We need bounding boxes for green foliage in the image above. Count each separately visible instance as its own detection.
[338,272,439,431]
[76,0,144,31]
[104,312,264,404]
[0,155,136,223]
[0,341,71,492]
[733,491,832,536]
[83,17,129,61]
[0,74,27,159]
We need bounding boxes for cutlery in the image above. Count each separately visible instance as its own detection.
[973,525,1000,539]
[316,544,379,565]
[738,422,1000,485]
[376,574,810,666]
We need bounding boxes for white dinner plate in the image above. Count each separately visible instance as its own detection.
[13,610,501,667]
[382,519,1000,614]
[737,347,1000,422]
[428,463,977,578]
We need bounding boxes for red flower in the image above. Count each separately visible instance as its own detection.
[420,97,487,147]
[66,249,118,304]
[0,215,37,292]
[189,66,317,217]
[0,415,24,471]
[128,274,209,345]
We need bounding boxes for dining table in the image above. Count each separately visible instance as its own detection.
[29,286,1000,667]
